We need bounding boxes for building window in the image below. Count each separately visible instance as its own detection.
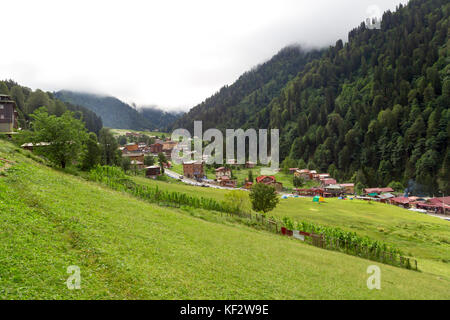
[0,104,4,109]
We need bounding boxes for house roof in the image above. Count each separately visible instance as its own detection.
[322,179,337,185]
[377,193,395,200]
[256,175,276,183]
[339,183,355,187]
[390,197,410,204]
[364,187,394,194]
[122,152,144,157]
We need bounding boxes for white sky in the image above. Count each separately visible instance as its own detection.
[1,0,407,111]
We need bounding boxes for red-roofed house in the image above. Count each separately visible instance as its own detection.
[256,175,283,192]
[320,178,337,186]
[389,197,411,208]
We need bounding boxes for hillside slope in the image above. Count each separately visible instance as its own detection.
[0,140,449,299]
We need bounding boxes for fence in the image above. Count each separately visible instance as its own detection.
[280,227,418,270]
[89,166,418,271]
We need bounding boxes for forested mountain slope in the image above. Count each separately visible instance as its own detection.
[174,0,450,194]
[55,90,182,131]
[0,80,103,134]
[172,46,323,131]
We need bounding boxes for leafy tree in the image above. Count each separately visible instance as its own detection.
[248,170,254,183]
[22,107,88,168]
[388,181,404,193]
[249,183,280,214]
[157,152,167,173]
[81,132,101,170]
[144,155,155,166]
[293,176,304,188]
[99,128,119,166]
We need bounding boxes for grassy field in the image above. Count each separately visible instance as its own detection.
[129,172,450,280]
[1,140,449,299]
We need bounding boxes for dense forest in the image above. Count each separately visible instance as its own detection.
[0,80,103,134]
[173,0,449,194]
[172,45,323,131]
[55,90,182,131]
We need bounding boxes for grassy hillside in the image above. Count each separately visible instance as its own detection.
[0,140,449,299]
[130,172,450,280]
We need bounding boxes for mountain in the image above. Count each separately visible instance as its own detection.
[0,80,103,135]
[172,45,323,132]
[173,0,450,194]
[138,105,184,132]
[54,90,182,131]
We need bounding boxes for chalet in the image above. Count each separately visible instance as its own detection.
[215,167,231,180]
[162,141,177,159]
[376,193,395,203]
[150,143,163,154]
[323,184,344,197]
[145,165,161,179]
[217,176,237,188]
[122,153,144,163]
[320,178,337,186]
[183,161,204,180]
[416,196,450,214]
[389,197,411,208]
[0,94,19,132]
[339,183,355,194]
[295,187,324,197]
[295,169,311,180]
[316,173,330,181]
[123,143,139,153]
[130,160,145,169]
[255,175,283,192]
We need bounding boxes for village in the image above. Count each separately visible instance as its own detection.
[116,130,450,218]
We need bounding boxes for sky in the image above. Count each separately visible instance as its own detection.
[1,0,408,111]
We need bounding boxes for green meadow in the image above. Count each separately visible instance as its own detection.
[133,171,450,280]
[0,140,449,299]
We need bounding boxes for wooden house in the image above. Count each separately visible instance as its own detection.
[0,94,19,132]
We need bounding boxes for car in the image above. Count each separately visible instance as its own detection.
[179,175,184,180]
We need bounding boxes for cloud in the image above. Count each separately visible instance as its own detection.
[0,0,408,111]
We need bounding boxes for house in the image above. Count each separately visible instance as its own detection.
[317,173,330,181]
[416,196,450,214]
[339,183,355,194]
[0,94,19,132]
[145,165,161,179]
[123,143,139,153]
[255,175,283,192]
[245,161,256,168]
[217,176,237,188]
[20,142,50,151]
[323,184,344,197]
[150,143,163,154]
[295,169,311,180]
[130,160,145,169]
[376,193,395,203]
[321,178,337,186]
[289,168,299,174]
[183,161,204,180]
[363,187,394,195]
[122,153,144,163]
[389,197,411,208]
[215,167,231,180]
